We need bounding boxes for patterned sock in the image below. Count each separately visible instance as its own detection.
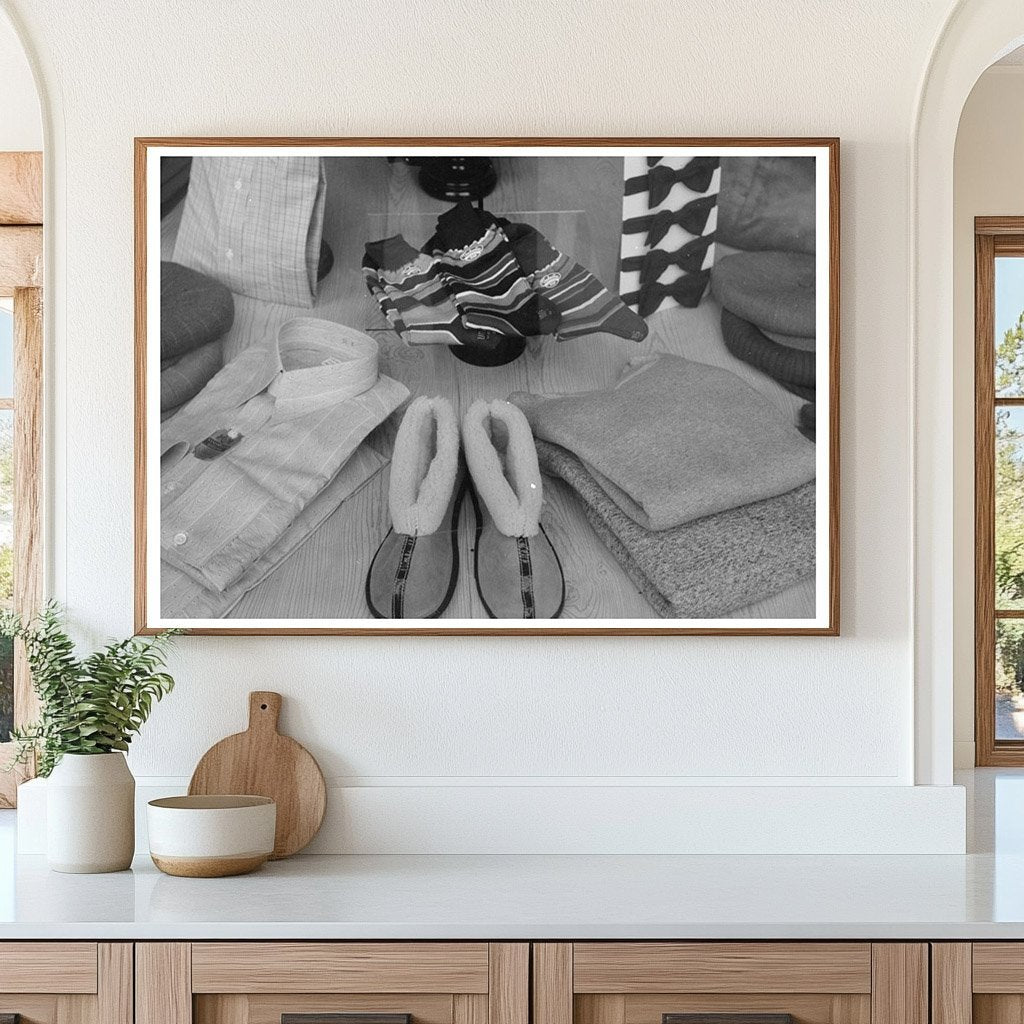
[363,235,492,347]
[425,201,561,339]
[363,264,409,334]
[500,220,648,342]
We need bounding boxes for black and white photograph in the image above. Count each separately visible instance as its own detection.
[137,140,838,634]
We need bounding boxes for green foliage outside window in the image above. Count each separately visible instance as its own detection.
[996,311,1024,694]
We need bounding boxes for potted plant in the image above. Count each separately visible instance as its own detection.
[2,603,178,873]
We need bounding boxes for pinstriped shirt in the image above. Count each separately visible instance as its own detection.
[172,156,326,307]
[160,442,388,619]
[160,318,408,593]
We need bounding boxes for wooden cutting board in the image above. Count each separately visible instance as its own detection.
[188,691,326,859]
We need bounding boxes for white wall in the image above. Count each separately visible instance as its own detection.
[2,0,973,851]
[952,66,1024,767]
[0,10,39,152]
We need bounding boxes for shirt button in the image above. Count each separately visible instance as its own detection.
[225,248,234,260]
[173,532,188,546]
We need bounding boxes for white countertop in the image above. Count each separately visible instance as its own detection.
[0,849,1021,940]
[1,769,1022,941]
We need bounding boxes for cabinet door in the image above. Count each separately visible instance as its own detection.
[0,943,131,1024]
[137,943,528,1024]
[533,944,927,1024]
[941,943,1024,1024]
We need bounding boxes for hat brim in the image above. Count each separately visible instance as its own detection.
[720,307,816,390]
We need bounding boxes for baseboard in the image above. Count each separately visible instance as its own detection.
[17,778,967,856]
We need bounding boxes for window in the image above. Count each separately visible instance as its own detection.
[975,219,1024,764]
[0,150,43,806]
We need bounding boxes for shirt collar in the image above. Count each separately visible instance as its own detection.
[268,317,380,421]
[161,318,382,453]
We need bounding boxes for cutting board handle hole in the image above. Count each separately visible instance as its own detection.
[260,703,268,710]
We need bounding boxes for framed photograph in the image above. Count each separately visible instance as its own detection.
[135,137,839,635]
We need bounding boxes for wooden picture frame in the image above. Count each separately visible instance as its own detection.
[135,137,839,636]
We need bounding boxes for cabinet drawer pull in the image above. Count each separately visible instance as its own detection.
[283,1016,411,1024]
[664,1016,794,1024]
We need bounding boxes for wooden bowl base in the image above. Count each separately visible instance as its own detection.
[151,853,268,878]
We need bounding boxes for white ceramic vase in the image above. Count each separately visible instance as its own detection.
[46,752,135,873]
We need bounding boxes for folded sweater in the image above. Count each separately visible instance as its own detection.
[512,354,816,531]
[536,440,816,619]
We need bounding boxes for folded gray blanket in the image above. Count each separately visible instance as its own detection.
[535,439,815,618]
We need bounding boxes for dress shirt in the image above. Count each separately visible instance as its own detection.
[173,156,326,307]
[160,443,388,619]
[161,317,408,593]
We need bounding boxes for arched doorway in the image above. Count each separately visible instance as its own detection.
[914,2,1024,785]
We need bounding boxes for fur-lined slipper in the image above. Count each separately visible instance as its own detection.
[462,399,565,619]
[366,396,466,618]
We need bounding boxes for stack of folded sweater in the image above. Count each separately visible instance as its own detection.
[363,200,648,351]
[711,157,818,438]
[511,354,817,618]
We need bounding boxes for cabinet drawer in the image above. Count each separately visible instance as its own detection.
[139,943,528,1024]
[572,944,872,994]
[0,943,130,1024]
[533,943,926,1024]
[191,943,490,994]
[0,942,98,994]
[973,944,1024,992]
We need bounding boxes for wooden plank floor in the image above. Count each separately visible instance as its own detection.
[160,157,815,620]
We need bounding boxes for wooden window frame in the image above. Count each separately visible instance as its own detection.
[0,151,43,806]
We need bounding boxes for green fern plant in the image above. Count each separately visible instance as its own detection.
[0,602,180,777]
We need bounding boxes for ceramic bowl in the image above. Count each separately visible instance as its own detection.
[147,795,276,877]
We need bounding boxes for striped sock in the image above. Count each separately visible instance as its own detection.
[426,202,561,339]
[501,220,648,343]
[363,235,492,347]
[363,263,409,334]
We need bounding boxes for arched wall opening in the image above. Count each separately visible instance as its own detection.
[952,51,1024,767]
[914,2,1024,784]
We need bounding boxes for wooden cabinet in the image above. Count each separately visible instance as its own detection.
[0,938,962,1024]
[932,943,1024,1024]
[532,944,928,1024]
[0,942,132,1024]
[136,944,528,1024]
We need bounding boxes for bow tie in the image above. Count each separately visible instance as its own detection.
[620,233,715,285]
[622,193,717,248]
[625,158,720,207]
[624,269,711,318]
